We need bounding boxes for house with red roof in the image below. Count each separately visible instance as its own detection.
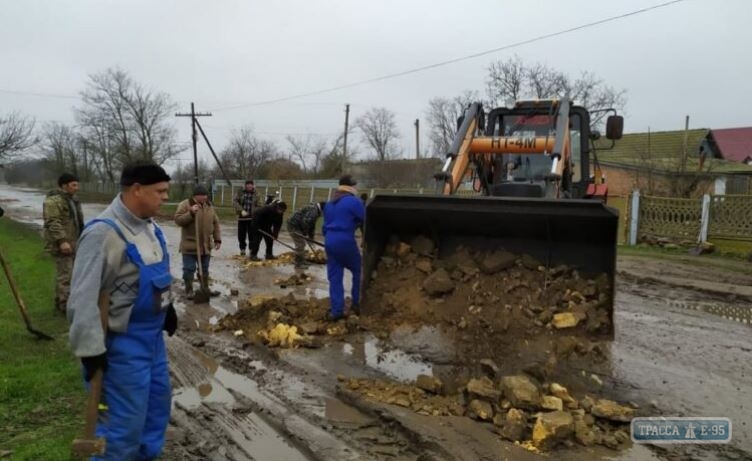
[707,127,752,165]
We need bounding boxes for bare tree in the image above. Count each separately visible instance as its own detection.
[285,134,328,175]
[218,127,276,179]
[486,55,525,107]
[355,107,401,161]
[75,68,182,180]
[0,112,37,159]
[425,90,479,158]
[485,56,626,129]
[41,122,82,174]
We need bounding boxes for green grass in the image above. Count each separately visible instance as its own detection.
[0,219,84,460]
[617,243,752,275]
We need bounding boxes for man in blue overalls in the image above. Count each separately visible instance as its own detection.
[67,162,177,460]
[322,175,365,320]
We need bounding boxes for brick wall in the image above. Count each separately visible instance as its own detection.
[601,164,714,197]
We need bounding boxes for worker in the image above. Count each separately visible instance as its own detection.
[67,162,176,460]
[43,172,84,314]
[174,184,222,299]
[322,175,365,320]
[250,201,287,261]
[233,179,259,257]
[286,201,325,268]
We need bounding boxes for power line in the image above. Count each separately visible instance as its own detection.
[0,88,79,100]
[208,0,686,112]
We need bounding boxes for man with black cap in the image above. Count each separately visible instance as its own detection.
[250,200,287,261]
[67,161,177,460]
[322,174,365,320]
[174,184,222,298]
[233,179,259,256]
[43,172,84,313]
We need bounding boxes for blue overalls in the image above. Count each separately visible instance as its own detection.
[86,219,172,461]
[322,195,364,317]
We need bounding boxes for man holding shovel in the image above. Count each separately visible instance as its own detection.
[286,201,325,269]
[174,185,222,299]
[67,161,177,459]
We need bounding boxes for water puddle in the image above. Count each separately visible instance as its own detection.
[360,335,434,382]
[324,398,372,425]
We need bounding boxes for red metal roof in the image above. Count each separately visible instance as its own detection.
[710,127,752,163]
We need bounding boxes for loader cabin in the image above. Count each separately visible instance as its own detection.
[457,99,623,199]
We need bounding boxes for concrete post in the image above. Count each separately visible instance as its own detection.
[310,186,315,202]
[629,189,640,246]
[292,186,298,211]
[699,194,711,243]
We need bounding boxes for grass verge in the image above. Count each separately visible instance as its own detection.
[0,219,83,460]
[617,244,752,276]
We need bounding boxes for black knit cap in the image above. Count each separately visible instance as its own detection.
[339,174,357,186]
[245,179,254,185]
[120,161,171,186]
[58,172,79,187]
[193,185,209,196]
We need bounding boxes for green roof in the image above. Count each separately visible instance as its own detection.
[595,128,752,174]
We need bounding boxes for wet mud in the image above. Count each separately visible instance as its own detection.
[1,185,750,460]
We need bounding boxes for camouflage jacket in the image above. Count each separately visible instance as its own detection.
[43,189,84,254]
[287,202,321,238]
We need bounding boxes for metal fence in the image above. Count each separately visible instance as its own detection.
[211,183,481,213]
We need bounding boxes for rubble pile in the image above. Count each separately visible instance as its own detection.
[238,249,326,268]
[274,272,312,288]
[219,293,359,347]
[341,372,635,451]
[362,235,613,339]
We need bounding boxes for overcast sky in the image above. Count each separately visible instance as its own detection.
[1,0,750,169]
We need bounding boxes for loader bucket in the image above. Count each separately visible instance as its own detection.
[362,194,619,338]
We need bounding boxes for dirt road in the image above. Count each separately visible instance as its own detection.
[1,185,750,460]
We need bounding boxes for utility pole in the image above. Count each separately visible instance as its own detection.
[175,102,212,185]
[414,118,420,159]
[342,103,350,173]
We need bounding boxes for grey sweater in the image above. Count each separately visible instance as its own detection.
[67,195,170,358]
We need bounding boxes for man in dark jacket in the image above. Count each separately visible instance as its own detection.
[250,201,287,261]
[323,175,365,320]
[233,179,259,256]
[43,173,84,313]
[287,201,325,268]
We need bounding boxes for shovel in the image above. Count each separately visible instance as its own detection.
[292,231,325,248]
[0,246,54,341]
[193,209,211,304]
[71,291,109,457]
[257,228,297,252]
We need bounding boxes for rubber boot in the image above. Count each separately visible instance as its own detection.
[199,274,221,297]
[184,278,195,300]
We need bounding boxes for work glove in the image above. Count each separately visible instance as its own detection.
[163,303,178,337]
[81,354,107,382]
[241,210,249,217]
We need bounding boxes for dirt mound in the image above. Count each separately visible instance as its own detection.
[341,374,634,452]
[274,272,312,287]
[234,250,326,268]
[219,293,359,346]
[360,238,612,364]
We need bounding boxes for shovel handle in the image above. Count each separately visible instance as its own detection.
[258,229,296,251]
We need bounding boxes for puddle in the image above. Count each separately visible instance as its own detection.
[362,336,433,382]
[219,410,311,461]
[324,398,372,425]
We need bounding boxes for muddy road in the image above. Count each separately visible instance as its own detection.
[1,184,751,460]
